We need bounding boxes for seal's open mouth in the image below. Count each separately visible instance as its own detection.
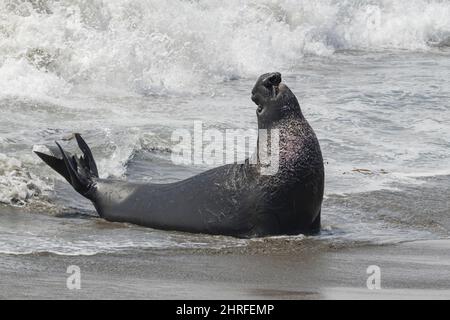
[252,72,283,110]
[257,84,282,112]
[272,82,287,98]
[264,73,282,98]
[272,84,280,97]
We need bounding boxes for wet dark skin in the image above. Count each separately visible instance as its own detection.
[35,72,324,237]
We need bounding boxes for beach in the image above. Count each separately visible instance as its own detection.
[1,234,449,300]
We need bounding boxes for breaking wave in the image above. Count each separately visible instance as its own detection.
[1,0,450,97]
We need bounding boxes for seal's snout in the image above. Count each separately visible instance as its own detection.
[251,72,283,106]
[263,72,281,97]
[263,72,281,88]
[252,72,302,127]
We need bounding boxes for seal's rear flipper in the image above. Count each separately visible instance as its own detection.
[34,150,72,184]
[75,133,98,178]
[34,134,99,200]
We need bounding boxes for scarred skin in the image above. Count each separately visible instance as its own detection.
[36,72,324,238]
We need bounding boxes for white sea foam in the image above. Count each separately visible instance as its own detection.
[0,153,51,205]
[1,0,450,98]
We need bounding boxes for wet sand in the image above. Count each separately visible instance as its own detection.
[1,239,449,299]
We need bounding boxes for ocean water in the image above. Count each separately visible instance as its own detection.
[0,0,449,255]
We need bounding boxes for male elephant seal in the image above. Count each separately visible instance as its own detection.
[35,72,324,237]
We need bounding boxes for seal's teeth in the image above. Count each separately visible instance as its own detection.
[273,85,279,97]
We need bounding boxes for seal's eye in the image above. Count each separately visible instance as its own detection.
[257,105,263,113]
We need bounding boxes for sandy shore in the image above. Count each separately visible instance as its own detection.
[1,238,449,299]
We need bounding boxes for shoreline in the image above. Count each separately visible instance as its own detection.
[1,239,449,299]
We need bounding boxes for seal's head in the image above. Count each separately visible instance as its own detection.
[251,72,302,128]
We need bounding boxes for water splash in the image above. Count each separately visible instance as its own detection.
[1,0,450,98]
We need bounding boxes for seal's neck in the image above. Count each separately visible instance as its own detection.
[255,114,307,174]
[258,109,304,131]
[257,101,304,130]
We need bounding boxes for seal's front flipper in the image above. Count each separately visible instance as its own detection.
[34,134,99,200]
[309,210,321,234]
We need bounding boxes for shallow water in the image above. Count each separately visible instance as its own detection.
[0,0,449,255]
